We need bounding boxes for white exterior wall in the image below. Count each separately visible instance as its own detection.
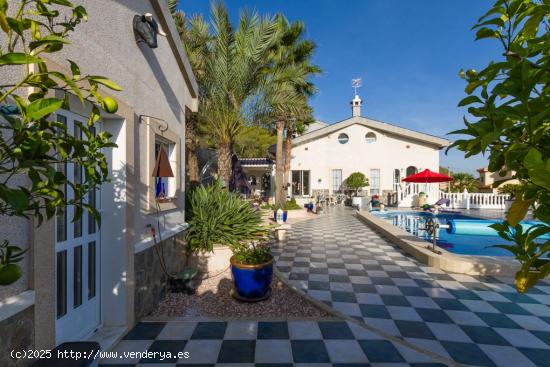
[47,0,196,241]
[290,123,440,195]
[0,0,198,351]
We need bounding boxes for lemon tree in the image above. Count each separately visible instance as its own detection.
[450,0,550,292]
[0,0,120,285]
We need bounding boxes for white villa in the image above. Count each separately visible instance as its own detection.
[287,95,450,206]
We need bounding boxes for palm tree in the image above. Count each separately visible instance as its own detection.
[451,172,480,193]
[203,5,279,183]
[168,1,211,184]
[169,2,279,184]
[261,16,320,205]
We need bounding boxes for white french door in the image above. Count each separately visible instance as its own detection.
[55,110,101,345]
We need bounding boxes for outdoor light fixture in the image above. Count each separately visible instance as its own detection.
[152,144,173,200]
[133,13,166,48]
[152,144,174,178]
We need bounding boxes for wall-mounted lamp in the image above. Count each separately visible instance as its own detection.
[133,13,166,49]
[152,144,174,178]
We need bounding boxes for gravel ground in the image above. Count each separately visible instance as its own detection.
[150,268,335,319]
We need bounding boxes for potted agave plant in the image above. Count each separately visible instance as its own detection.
[186,180,273,301]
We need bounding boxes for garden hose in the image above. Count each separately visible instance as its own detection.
[151,201,230,282]
[151,201,177,279]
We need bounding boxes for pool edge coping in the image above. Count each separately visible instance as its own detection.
[356,210,519,277]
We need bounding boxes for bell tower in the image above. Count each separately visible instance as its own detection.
[351,95,362,117]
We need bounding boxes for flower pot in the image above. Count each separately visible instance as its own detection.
[273,210,288,223]
[352,196,364,209]
[230,254,273,300]
[187,246,232,275]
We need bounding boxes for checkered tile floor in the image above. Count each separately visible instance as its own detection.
[99,320,445,366]
[272,208,550,367]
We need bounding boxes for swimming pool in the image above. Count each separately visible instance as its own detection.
[371,210,514,257]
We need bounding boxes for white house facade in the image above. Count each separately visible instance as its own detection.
[288,95,450,204]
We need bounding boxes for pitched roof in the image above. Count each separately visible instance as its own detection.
[293,116,450,148]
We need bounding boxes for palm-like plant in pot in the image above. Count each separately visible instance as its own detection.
[186,180,273,300]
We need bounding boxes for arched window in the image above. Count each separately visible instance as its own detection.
[365,132,377,143]
[406,166,418,177]
[338,133,349,144]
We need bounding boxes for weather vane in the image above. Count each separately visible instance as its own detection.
[351,78,362,96]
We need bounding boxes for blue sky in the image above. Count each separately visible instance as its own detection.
[178,0,501,174]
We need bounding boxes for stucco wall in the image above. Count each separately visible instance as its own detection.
[291,123,440,194]
[0,305,34,367]
[1,0,197,348]
[45,0,193,244]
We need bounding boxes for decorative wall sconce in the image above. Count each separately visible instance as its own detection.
[133,12,166,49]
[152,144,174,178]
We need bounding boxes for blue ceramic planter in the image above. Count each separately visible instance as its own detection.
[230,255,273,300]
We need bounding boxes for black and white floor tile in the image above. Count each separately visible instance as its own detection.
[272,208,550,367]
[99,320,445,366]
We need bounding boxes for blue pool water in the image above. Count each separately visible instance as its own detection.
[371,210,514,257]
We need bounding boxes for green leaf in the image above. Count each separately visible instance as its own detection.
[88,76,123,91]
[0,11,9,33]
[29,34,71,51]
[475,27,499,40]
[6,17,28,36]
[26,98,64,120]
[529,169,550,190]
[0,53,42,65]
[506,199,533,226]
[73,5,88,21]
[458,95,482,107]
[521,11,544,38]
[4,189,29,212]
[68,60,81,79]
[0,0,7,12]
[524,148,544,170]
[49,0,74,6]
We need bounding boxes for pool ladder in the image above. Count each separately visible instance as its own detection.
[423,218,450,254]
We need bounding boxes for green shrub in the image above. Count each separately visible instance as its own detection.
[345,172,369,196]
[186,181,269,259]
[271,198,302,211]
[497,184,523,199]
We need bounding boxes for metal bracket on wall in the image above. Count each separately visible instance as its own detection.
[139,114,168,134]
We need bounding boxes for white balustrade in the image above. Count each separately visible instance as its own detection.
[396,184,511,210]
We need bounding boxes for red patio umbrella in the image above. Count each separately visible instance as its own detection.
[402,169,453,183]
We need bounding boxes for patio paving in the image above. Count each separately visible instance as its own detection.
[99,320,447,366]
[272,207,550,367]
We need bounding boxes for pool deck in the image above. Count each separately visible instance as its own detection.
[274,207,550,367]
